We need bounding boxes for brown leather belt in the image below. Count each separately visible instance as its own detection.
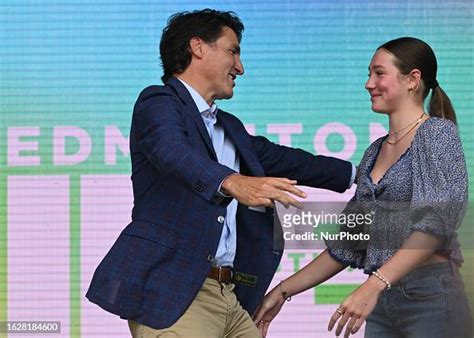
[208,265,233,284]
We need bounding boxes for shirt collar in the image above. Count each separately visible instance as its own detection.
[177,78,218,118]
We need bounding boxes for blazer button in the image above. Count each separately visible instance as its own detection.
[206,254,214,262]
[217,216,225,224]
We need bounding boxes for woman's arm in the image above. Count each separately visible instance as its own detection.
[253,231,441,338]
[329,231,441,338]
[253,249,346,337]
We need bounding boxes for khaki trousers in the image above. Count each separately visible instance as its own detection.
[128,278,261,338]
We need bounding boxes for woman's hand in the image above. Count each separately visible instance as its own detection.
[328,276,385,337]
[253,285,287,337]
[252,250,348,337]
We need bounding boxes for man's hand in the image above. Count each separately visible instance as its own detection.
[221,174,306,209]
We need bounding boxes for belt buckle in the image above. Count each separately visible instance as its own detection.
[217,266,232,284]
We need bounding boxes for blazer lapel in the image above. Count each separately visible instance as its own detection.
[217,111,264,177]
[166,77,217,160]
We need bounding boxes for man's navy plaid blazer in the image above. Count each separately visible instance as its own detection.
[86,77,352,329]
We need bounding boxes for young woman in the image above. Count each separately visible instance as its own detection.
[253,37,472,338]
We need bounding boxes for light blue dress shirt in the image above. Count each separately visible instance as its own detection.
[178,79,240,267]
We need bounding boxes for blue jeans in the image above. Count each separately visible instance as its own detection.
[365,262,472,338]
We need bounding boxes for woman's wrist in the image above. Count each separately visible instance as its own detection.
[367,274,388,292]
[278,280,292,302]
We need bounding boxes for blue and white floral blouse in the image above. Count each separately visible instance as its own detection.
[326,117,468,274]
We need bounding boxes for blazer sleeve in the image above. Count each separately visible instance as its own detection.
[251,135,353,193]
[409,118,468,241]
[132,92,236,202]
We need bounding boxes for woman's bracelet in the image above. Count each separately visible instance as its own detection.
[279,280,292,301]
[372,269,391,290]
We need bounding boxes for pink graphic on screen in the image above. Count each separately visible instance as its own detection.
[8,176,70,337]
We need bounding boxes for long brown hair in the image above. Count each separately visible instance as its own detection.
[378,37,457,125]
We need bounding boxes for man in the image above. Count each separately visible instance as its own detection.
[86,9,354,337]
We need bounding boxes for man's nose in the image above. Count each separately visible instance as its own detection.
[235,56,244,75]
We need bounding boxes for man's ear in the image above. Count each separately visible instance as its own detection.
[189,37,204,59]
[407,68,422,92]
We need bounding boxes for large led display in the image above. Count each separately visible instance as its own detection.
[1,1,473,336]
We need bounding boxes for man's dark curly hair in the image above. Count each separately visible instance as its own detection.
[159,9,244,83]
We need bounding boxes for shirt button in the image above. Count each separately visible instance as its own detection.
[217,216,225,224]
